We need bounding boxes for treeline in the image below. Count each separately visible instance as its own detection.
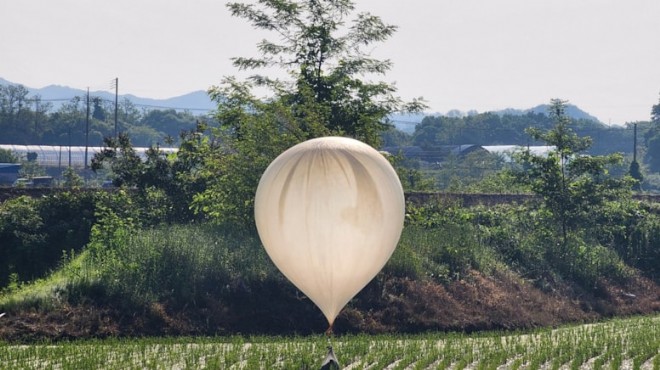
[4,81,657,162]
[385,110,649,156]
[0,84,202,147]
[381,101,660,191]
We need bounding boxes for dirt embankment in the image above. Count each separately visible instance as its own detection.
[1,270,658,342]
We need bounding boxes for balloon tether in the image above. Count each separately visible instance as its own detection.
[325,323,334,337]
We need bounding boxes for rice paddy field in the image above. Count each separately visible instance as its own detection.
[1,314,658,369]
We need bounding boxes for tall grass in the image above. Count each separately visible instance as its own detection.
[0,250,96,312]
[0,223,277,313]
[387,224,500,282]
[86,223,278,309]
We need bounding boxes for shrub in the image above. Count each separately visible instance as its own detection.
[0,196,46,286]
[0,191,97,287]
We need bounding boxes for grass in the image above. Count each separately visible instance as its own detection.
[0,250,99,312]
[0,223,273,313]
[0,315,658,369]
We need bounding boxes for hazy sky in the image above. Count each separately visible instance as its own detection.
[2,0,659,124]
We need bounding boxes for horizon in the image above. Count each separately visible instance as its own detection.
[1,76,621,125]
[2,1,659,125]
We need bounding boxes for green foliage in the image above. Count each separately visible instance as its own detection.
[92,127,210,223]
[402,199,645,287]
[513,99,632,245]
[612,202,660,277]
[401,202,503,280]
[388,153,436,192]
[381,126,412,147]
[0,187,190,291]
[0,192,97,287]
[3,193,659,318]
[18,157,45,179]
[140,109,197,142]
[91,133,143,187]
[652,93,660,124]
[197,0,424,224]
[410,110,633,156]
[60,166,84,188]
[429,151,512,191]
[644,130,660,173]
[224,0,424,147]
[85,221,276,308]
[0,85,45,144]
[628,160,643,190]
[0,197,45,286]
[0,148,17,163]
[193,90,303,225]
[463,170,528,194]
[413,112,549,148]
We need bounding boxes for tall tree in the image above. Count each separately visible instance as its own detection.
[0,84,32,143]
[652,92,660,124]
[215,0,424,147]
[92,97,107,121]
[643,93,660,172]
[197,0,424,224]
[50,97,85,146]
[514,99,630,245]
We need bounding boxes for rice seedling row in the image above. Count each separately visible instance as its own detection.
[1,315,658,369]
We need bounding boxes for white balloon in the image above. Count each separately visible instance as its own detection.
[254,136,405,326]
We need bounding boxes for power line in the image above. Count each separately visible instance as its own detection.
[20,97,215,113]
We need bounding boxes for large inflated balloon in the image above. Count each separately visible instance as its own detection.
[254,136,405,326]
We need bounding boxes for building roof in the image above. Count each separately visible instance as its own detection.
[482,145,555,161]
[0,163,21,173]
[0,145,177,168]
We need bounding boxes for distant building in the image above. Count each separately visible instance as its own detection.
[383,144,555,164]
[0,163,21,185]
[482,145,555,161]
[382,144,488,163]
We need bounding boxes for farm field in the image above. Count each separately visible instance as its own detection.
[1,314,658,369]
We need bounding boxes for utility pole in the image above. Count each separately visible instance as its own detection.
[114,77,119,138]
[85,88,90,171]
[34,97,40,134]
[633,123,638,162]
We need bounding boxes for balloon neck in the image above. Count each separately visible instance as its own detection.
[325,324,334,337]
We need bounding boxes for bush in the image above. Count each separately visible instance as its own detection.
[0,197,45,286]
[0,192,97,287]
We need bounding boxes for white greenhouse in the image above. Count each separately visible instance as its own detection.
[0,145,177,168]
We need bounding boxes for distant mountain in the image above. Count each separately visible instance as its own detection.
[2,77,602,128]
[492,104,601,123]
[0,77,216,114]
